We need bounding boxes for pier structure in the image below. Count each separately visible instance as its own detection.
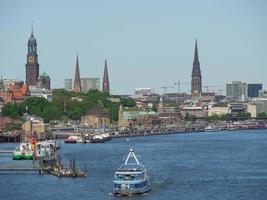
[0,141,86,177]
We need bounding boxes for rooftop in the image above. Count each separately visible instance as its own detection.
[86,105,109,118]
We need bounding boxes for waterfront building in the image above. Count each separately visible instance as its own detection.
[39,72,51,90]
[228,103,246,116]
[73,55,81,93]
[80,78,100,92]
[22,116,47,137]
[247,83,262,98]
[25,26,39,86]
[246,100,267,118]
[64,79,72,91]
[157,96,181,114]
[208,105,229,116]
[118,105,139,127]
[226,81,247,99]
[180,106,204,118]
[81,105,110,128]
[102,60,110,94]
[191,39,202,95]
[118,105,162,127]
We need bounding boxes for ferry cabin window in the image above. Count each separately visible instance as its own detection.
[115,173,144,181]
[135,181,147,188]
[114,184,121,189]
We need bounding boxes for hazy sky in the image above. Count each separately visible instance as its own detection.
[1,0,267,95]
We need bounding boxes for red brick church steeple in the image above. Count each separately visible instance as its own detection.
[191,39,202,95]
[25,24,39,86]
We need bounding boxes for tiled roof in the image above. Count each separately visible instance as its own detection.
[86,105,109,118]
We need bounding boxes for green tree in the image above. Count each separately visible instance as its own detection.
[42,105,61,123]
[2,103,20,118]
[68,107,83,120]
[257,112,267,118]
[121,98,136,107]
[237,112,251,119]
[21,97,50,116]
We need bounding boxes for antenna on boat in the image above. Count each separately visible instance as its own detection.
[125,147,140,164]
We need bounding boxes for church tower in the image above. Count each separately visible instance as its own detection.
[102,59,110,94]
[25,25,39,86]
[73,54,81,93]
[191,39,202,95]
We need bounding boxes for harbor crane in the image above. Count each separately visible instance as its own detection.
[161,86,174,94]
[174,81,190,93]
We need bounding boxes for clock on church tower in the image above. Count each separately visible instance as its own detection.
[28,56,35,63]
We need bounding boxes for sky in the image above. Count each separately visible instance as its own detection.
[0,0,267,95]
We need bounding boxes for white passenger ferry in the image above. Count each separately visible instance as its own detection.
[113,148,150,196]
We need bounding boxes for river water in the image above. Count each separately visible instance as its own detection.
[1,129,267,200]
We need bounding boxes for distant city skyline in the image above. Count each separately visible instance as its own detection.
[1,0,267,94]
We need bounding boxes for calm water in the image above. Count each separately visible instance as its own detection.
[1,129,267,200]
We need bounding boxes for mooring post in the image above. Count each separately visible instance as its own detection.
[73,158,76,175]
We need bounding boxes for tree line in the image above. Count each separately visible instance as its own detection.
[2,89,136,123]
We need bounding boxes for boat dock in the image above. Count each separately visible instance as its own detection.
[0,164,39,171]
[0,141,86,178]
[0,150,13,154]
[0,157,86,177]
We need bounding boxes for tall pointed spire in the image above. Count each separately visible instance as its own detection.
[73,54,81,93]
[191,39,202,95]
[194,39,199,64]
[31,21,34,36]
[102,59,110,94]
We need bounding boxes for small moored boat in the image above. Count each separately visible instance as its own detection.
[64,136,78,143]
[12,142,33,160]
[90,134,105,143]
[205,125,221,132]
[35,140,57,159]
[113,148,151,196]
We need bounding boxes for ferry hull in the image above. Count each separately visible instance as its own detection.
[113,184,150,196]
[113,178,151,196]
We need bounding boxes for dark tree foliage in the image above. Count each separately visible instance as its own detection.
[2,90,136,123]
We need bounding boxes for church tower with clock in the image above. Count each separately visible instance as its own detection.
[25,26,39,86]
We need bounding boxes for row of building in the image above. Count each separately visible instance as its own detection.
[226,81,262,99]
